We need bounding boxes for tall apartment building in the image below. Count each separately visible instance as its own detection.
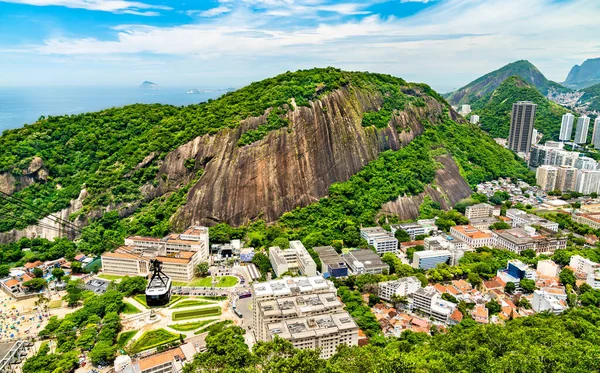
[101,247,199,281]
[378,276,422,301]
[536,165,558,191]
[559,113,575,141]
[575,170,600,195]
[574,115,591,144]
[411,287,456,323]
[464,203,499,220]
[574,156,597,170]
[555,166,578,192]
[470,115,479,124]
[360,227,398,254]
[251,276,357,358]
[508,101,537,154]
[594,117,600,149]
[268,241,317,277]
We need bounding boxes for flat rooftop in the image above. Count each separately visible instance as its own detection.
[252,276,334,298]
[343,249,388,270]
[267,312,357,341]
[258,292,341,318]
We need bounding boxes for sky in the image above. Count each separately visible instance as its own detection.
[0,0,599,92]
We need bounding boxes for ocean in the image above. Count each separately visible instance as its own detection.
[0,86,226,133]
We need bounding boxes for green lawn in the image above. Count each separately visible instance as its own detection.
[194,320,233,335]
[48,300,62,309]
[168,319,216,332]
[170,300,213,309]
[122,302,142,314]
[173,276,238,288]
[97,274,124,281]
[117,330,137,348]
[134,294,186,309]
[172,306,222,321]
[130,329,180,353]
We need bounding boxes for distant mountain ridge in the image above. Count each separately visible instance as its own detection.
[564,58,600,89]
[445,60,570,106]
[470,76,572,141]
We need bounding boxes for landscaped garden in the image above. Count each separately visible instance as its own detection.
[122,302,141,314]
[172,306,221,321]
[168,319,216,332]
[194,320,233,335]
[170,300,214,309]
[172,276,238,288]
[130,329,180,353]
[117,330,137,348]
[97,274,124,281]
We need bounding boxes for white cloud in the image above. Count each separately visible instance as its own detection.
[6,0,600,90]
[0,0,171,14]
[188,6,231,17]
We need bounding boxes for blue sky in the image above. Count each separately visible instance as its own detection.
[1,0,599,92]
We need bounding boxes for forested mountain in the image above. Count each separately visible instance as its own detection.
[0,68,532,257]
[445,60,570,106]
[564,58,600,89]
[578,83,600,112]
[470,76,572,141]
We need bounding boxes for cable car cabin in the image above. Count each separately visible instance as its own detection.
[145,259,172,307]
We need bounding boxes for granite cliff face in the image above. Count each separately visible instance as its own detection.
[145,86,458,228]
[0,157,48,195]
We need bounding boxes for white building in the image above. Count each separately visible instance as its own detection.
[470,115,480,124]
[251,276,357,358]
[411,286,456,323]
[342,249,389,275]
[569,255,598,276]
[536,260,560,278]
[464,203,499,220]
[575,170,600,195]
[559,113,574,141]
[532,289,568,314]
[391,219,437,241]
[412,250,452,270]
[378,276,422,301]
[268,241,317,278]
[574,115,591,144]
[124,226,210,262]
[360,227,398,255]
[594,117,600,149]
[492,227,566,255]
[450,225,495,249]
[460,104,471,116]
[574,156,597,171]
[505,209,559,232]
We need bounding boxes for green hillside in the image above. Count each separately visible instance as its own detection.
[579,83,600,112]
[471,76,572,141]
[446,60,570,106]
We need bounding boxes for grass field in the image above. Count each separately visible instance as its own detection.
[122,302,142,314]
[194,320,233,335]
[172,306,221,321]
[130,329,180,353]
[170,300,213,309]
[168,319,216,332]
[173,276,238,288]
[97,274,124,281]
[134,294,186,308]
[117,330,137,348]
[48,300,62,309]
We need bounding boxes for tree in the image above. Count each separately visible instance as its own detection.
[89,341,116,365]
[467,272,482,288]
[486,299,501,314]
[252,252,272,275]
[65,279,84,307]
[520,249,536,259]
[368,294,381,307]
[441,293,458,303]
[0,264,10,277]
[23,278,47,291]
[394,229,411,242]
[70,261,83,274]
[51,267,65,282]
[504,282,516,294]
[117,276,147,296]
[33,267,44,278]
[489,221,511,230]
[559,268,576,287]
[195,262,210,278]
[519,279,536,293]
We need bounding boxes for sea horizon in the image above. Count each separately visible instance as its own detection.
[0,85,228,133]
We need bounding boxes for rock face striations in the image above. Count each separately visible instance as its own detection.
[147,86,456,228]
